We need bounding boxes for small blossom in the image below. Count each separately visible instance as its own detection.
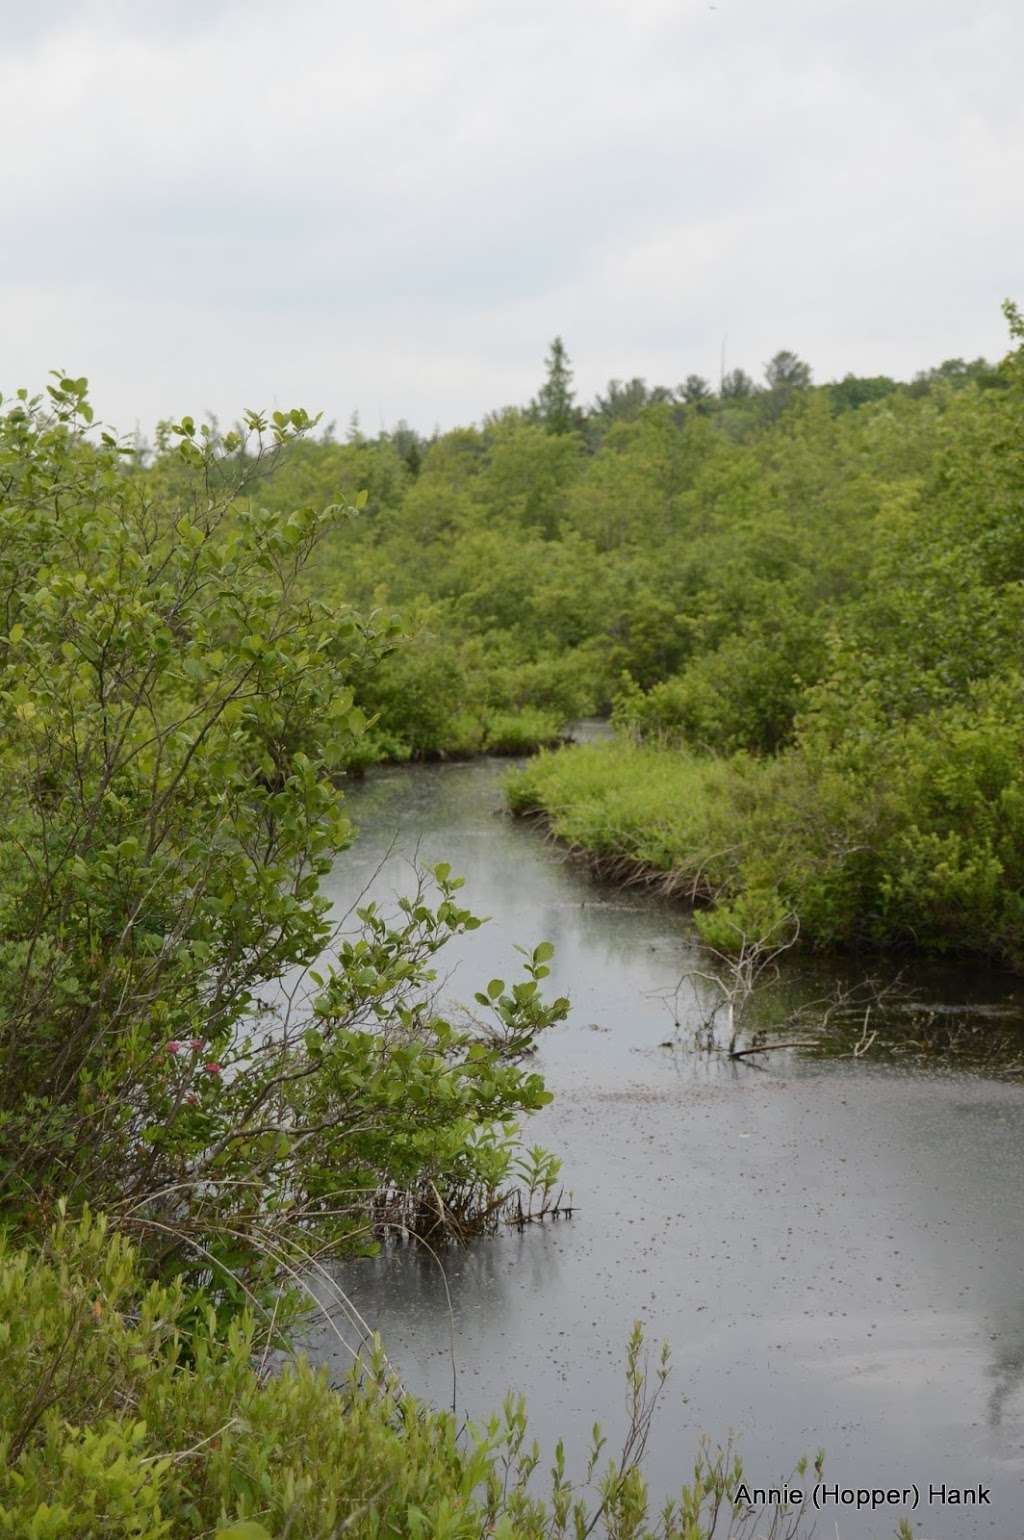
[189,1037,204,1051]
[185,1091,199,1105]
[205,1061,222,1075]
[166,1040,183,1055]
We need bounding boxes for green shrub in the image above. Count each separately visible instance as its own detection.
[0,1214,810,1540]
[0,383,567,1302]
[614,609,827,755]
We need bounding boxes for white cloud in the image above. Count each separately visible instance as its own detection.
[1,0,1021,432]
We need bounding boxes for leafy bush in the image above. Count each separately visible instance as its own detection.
[614,608,826,755]
[0,381,567,1301]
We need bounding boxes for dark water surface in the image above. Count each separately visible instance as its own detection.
[310,757,1024,1540]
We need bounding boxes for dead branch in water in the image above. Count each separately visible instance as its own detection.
[673,913,802,1056]
[729,1038,822,1060]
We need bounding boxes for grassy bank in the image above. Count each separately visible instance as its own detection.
[506,728,1024,970]
[506,739,741,901]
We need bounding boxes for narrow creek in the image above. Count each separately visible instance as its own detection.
[308,755,1024,1539]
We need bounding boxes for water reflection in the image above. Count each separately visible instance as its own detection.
[987,1302,1024,1429]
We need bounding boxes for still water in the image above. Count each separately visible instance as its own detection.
[310,757,1024,1539]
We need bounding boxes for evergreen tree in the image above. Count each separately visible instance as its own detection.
[680,373,714,411]
[594,377,658,423]
[535,336,577,434]
[764,349,812,391]
[720,367,757,399]
[762,350,813,421]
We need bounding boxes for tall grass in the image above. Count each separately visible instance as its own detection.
[506,741,743,900]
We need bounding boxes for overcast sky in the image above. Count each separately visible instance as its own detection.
[3,0,1021,436]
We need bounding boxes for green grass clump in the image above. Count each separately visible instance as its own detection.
[484,707,565,756]
[506,740,741,894]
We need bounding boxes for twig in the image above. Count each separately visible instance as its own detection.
[730,1039,821,1060]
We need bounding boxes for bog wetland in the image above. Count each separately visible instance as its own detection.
[309,754,1024,1540]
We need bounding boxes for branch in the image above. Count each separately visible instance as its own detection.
[729,1038,820,1060]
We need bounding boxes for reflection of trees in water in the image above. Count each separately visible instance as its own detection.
[987,1305,1024,1427]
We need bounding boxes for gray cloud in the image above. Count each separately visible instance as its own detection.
[2,0,1021,434]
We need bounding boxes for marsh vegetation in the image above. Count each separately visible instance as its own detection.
[2,309,1022,1536]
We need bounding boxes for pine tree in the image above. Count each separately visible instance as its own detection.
[763,350,812,391]
[534,336,577,435]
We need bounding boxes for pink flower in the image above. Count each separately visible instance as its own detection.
[166,1040,182,1055]
[204,1061,222,1075]
[189,1038,204,1051]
